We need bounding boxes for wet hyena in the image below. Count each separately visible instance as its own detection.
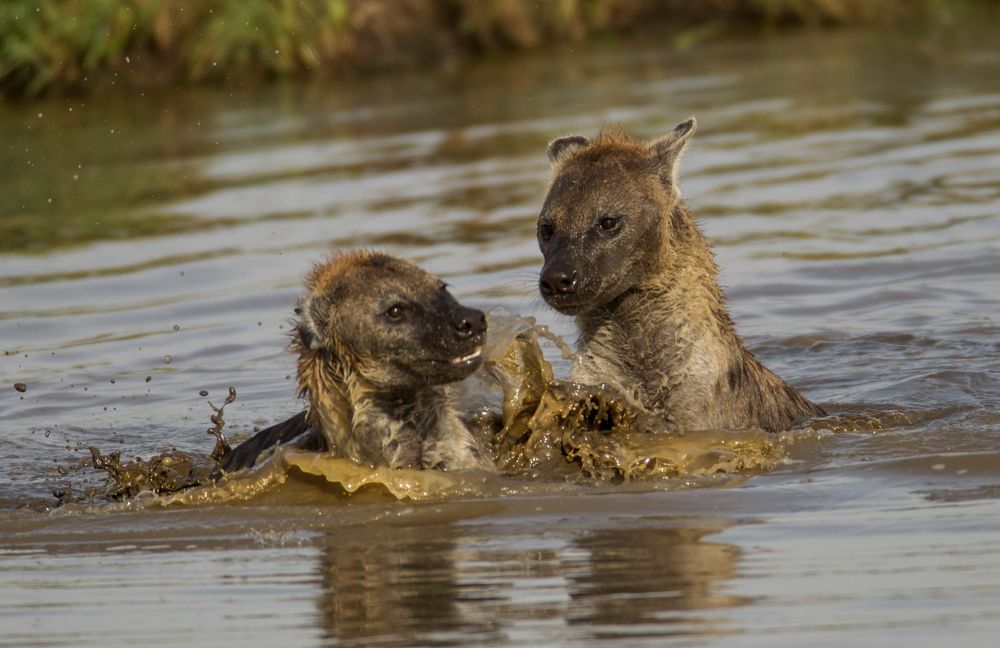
[222,251,492,471]
[537,118,824,433]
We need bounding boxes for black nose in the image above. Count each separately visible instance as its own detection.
[539,265,577,297]
[453,308,486,340]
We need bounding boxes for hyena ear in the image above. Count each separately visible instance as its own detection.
[297,323,319,350]
[295,300,323,350]
[648,117,697,188]
[547,135,590,164]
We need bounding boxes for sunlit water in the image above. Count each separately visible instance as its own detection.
[2,17,1000,647]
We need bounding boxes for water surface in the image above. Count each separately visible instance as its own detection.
[3,19,1000,647]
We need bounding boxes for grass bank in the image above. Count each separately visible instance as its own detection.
[0,0,932,97]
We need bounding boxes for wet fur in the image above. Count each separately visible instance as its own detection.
[293,336,488,470]
[541,121,825,432]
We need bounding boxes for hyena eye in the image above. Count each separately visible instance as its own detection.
[598,215,622,233]
[385,304,406,321]
[538,221,554,242]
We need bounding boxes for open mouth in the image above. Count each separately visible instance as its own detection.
[449,346,482,367]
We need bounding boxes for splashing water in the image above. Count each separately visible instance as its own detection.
[482,313,797,483]
[79,387,240,502]
[74,311,819,506]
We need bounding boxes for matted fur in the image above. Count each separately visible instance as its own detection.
[293,333,487,470]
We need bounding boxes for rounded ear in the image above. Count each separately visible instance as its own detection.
[297,323,320,350]
[547,135,590,164]
[296,297,323,350]
[648,117,697,188]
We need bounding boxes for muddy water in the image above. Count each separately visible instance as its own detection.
[3,15,1000,647]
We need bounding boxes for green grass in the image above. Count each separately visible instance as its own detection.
[0,0,951,97]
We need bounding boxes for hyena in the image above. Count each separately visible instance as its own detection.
[537,118,824,432]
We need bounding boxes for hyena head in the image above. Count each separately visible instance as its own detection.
[297,251,486,390]
[537,118,696,315]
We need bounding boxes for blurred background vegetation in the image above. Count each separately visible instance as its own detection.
[0,0,961,98]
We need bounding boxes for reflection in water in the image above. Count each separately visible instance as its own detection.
[315,516,743,646]
[568,526,743,635]
[317,528,469,646]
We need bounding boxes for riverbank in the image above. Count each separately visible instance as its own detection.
[0,0,937,98]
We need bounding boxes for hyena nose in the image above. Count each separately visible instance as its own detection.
[453,308,487,340]
[539,266,578,297]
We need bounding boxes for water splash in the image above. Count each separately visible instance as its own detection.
[77,387,240,502]
[281,451,490,499]
[73,312,824,506]
[482,314,792,482]
[87,446,218,501]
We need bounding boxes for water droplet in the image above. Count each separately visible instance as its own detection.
[199,390,209,397]
[163,355,172,364]
[931,463,945,470]
[13,383,26,393]
[145,376,152,383]
[173,324,180,331]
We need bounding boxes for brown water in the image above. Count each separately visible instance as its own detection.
[3,17,1000,647]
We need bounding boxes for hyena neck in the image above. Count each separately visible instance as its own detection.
[348,387,453,469]
[573,203,820,431]
[298,350,422,466]
[575,270,742,421]
[297,350,486,469]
